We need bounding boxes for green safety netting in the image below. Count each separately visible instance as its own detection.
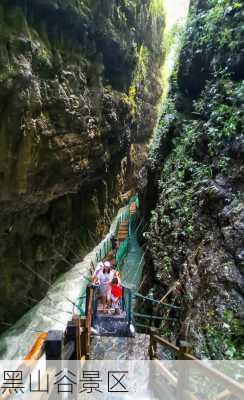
[117,199,145,326]
[116,197,141,269]
[75,195,180,332]
[95,237,113,263]
[119,228,144,290]
[75,196,144,321]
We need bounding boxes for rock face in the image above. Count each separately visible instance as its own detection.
[0,0,164,332]
[142,0,244,358]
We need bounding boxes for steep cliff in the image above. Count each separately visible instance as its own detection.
[142,0,244,359]
[0,0,164,331]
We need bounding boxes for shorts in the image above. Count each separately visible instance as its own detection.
[99,284,109,297]
[111,294,120,309]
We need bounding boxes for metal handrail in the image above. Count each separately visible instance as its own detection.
[133,312,177,321]
[134,292,181,309]
[76,196,140,318]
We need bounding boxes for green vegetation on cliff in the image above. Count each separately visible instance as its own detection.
[145,0,244,359]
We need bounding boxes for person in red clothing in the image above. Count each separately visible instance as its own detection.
[109,277,123,315]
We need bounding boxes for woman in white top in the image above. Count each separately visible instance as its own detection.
[92,262,104,283]
[97,261,114,313]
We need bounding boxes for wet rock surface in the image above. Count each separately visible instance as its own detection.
[0,1,164,332]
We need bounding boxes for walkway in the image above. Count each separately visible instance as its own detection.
[90,334,150,360]
[120,227,144,290]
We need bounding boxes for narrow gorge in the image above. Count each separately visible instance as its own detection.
[0,0,243,362]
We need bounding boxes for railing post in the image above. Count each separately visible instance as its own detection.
[80,317,89,359]
[149,334,154,359]
[149,329,157,359]
[45,330,64,360]
[128,290,132,325]
[149,331,157,395]
[122,286,125,311]
[177,341,191,400]
[85,285,94,328]
[74,316,81,360]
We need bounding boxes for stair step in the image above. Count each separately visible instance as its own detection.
[96,313,126,320]
[92,317,130,337]
[90,334,150,360]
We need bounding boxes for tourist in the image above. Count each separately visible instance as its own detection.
[113,269,121,285]
[97,261,113,313]
[110,277,123,315]
[92,261,104,283]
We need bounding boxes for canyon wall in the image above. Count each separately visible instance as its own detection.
[142,0,244,358]
[0,0,164,331]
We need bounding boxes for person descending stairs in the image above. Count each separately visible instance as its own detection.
[87,200,139,337]
[91,265,129,337]
[74,197,142,341]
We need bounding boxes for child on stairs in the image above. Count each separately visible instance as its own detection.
[110,277,123,315]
